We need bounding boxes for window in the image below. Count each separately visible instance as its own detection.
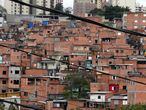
[23,56,26,59]
[2,71,6,75]
[133,50,136,54]
[14,80,20,85]
[137,61,146,64]
[35,91,37,98]
[2,90,6,93]
[123,86,127,90]
[111,65,120,70]
[13,89,19,92]
[28,78,35,85]
[2,80,7,84]
[120,50,124,53]
[24,92,28,96]
[98,96,101,99]
[17,56,20,59]
[15,70,20,74]
[116,50,119,53]
[95,40,98,44]
[109,61,112,64]
[112,76,117,80]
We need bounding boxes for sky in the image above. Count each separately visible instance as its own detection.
[63,0,146,8]
[138,0,146,6]
[63,0,74,8]
[0,0,145,7]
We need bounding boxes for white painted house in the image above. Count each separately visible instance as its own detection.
[89,91,111,102]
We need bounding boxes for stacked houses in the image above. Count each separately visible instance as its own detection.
[0,12,146,109]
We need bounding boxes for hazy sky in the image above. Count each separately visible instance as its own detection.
[63,0,74,8]
[138,0,146,6]
[63,0,146,8]
[0,0,146,7]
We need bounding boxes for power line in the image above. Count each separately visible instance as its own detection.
[0,1,145,85]
[0,43,145,85]
[9,0,146,37]
[20,90,86,108]
[0,99,43,110]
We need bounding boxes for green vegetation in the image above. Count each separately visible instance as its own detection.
[64,73,91,99]
[65,7,72,14]
[90,6,130,20]
[54,3,64,13]
[121,105,146,110]
[0,104,5,110]
[51,3,63,15]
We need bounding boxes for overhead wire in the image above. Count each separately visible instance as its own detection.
[0,0,144,85]
[0,99,43,110]
[0,43,145,85]
[0,0,144,109]
[2,0,145,85]
[9,0,146,37]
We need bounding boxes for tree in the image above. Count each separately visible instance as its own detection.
[64,73,90,99]
[51,3,64,15]
[65,7,72,14]
[55,3,63,12]
[90,6,130,20]
[90,8,104,16]
[121,104,146,110]
[104,6,130,20]
[0,103,5,110]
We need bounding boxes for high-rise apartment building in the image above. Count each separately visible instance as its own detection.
[4,0,63,15]
[109,0,136,12]
[4,0,31,15]
[93,0,107,9]
[73,0,96,17]
[73,0,107,17]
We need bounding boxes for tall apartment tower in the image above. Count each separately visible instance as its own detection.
[73,0,97,17]
[4,0,63,15]
[93,0,107,9]
[73,0,107,17]
[109,0,136,12]
[36,0,63,15]
[4,0,30,15]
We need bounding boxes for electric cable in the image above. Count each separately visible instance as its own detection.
[0,43,145,85]
[9,0,146,37]
[0,99,43,110]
